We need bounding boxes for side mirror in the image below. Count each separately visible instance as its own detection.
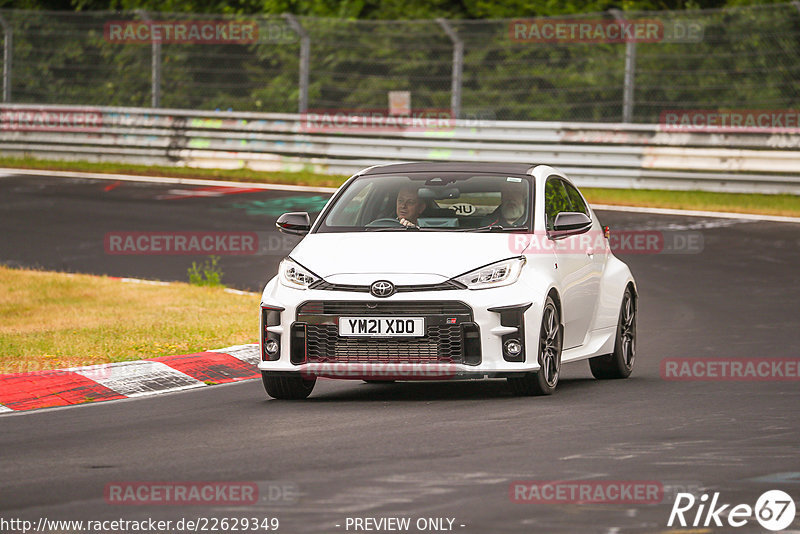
[550,212,592,238]
[276,212,310,236]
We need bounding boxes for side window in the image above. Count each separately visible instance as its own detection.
[544,178,571,231]
[563,181,589,216]
[329,182,374,226]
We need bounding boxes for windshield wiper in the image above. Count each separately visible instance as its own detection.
[468,225,529,232]
[364,225,421,232]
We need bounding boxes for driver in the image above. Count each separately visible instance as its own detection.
[396,186,426,227]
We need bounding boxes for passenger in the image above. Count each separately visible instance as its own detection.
[484,180,527,227]
[396,186,426,227]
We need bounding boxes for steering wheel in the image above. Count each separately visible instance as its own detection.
[365,217,406,228]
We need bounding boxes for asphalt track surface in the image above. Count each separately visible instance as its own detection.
[1,174,799,533]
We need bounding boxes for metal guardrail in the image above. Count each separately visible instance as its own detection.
[1,103,799,194]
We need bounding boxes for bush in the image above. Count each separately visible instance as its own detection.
[187,256,224,287]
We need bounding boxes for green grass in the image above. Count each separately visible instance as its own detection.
[0,155,797,217]
[0,266,259,374]
[0,155,348,188]
[188,255,225,287]
[580,188,800,218]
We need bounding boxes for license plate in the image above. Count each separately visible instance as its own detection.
[339,317,425,337]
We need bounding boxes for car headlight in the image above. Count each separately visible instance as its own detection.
[279,257,320,289]
[452,257,526,290]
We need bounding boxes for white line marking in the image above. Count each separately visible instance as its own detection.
[0,404,13,413]
[211,344,260,366]
[593,203,800,223]
[116,276,257,294]
[119,277,172,286]
[747,472,800,483]
[0,167,338,193]
[224,287,259,296]
[75,360,204,397]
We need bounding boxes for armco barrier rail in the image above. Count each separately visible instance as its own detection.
[1,103,799,194]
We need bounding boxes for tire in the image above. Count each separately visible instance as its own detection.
[262,373,316,400]
[589,287,636,379]
[507,296,562,396]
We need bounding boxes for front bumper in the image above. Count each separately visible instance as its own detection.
[258,278,545,379]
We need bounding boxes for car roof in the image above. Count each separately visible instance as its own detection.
[358,162,538,176]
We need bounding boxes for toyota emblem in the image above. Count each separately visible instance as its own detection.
[370,280,395,298]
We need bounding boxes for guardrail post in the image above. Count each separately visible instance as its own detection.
[138,10,161,108]
[437,18,463,120]
[0,14,12,102]
[610,9,635,123]
[284,14,309,114]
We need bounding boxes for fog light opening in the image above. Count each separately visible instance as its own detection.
[504,339,522,357]
[264,339,279,357]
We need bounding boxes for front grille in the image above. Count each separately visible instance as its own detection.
[298,301,471,316]
[294,301,478,365]
[306,324,462,363]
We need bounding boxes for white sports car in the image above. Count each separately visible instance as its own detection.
[259,163,637,399]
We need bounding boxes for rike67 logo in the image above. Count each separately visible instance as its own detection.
[668,490,796,531]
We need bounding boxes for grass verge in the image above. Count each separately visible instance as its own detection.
[581,188,800,218]
[0,266,259,375]
[0,155,348,188]
[0,155,797,217]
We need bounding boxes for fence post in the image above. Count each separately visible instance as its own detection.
[610,9,635,123]
[0,14,12,103]
[137,10,160,108]
[284,14,309,114]
[437,18,463,120]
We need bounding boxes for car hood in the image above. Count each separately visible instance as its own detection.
[291,232,530,282]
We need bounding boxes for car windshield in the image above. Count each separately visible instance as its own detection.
[316,173,532,233]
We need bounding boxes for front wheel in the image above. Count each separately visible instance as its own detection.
[589,287,636,379]
[507,296,562,396]
[262,373,316,400]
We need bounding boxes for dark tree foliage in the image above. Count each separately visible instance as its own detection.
[1,0,796,121]
[0,0,785,16]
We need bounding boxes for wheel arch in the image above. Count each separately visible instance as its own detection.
[546,287,562,323]
[625,280,638,303]
[594,254,636,331]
